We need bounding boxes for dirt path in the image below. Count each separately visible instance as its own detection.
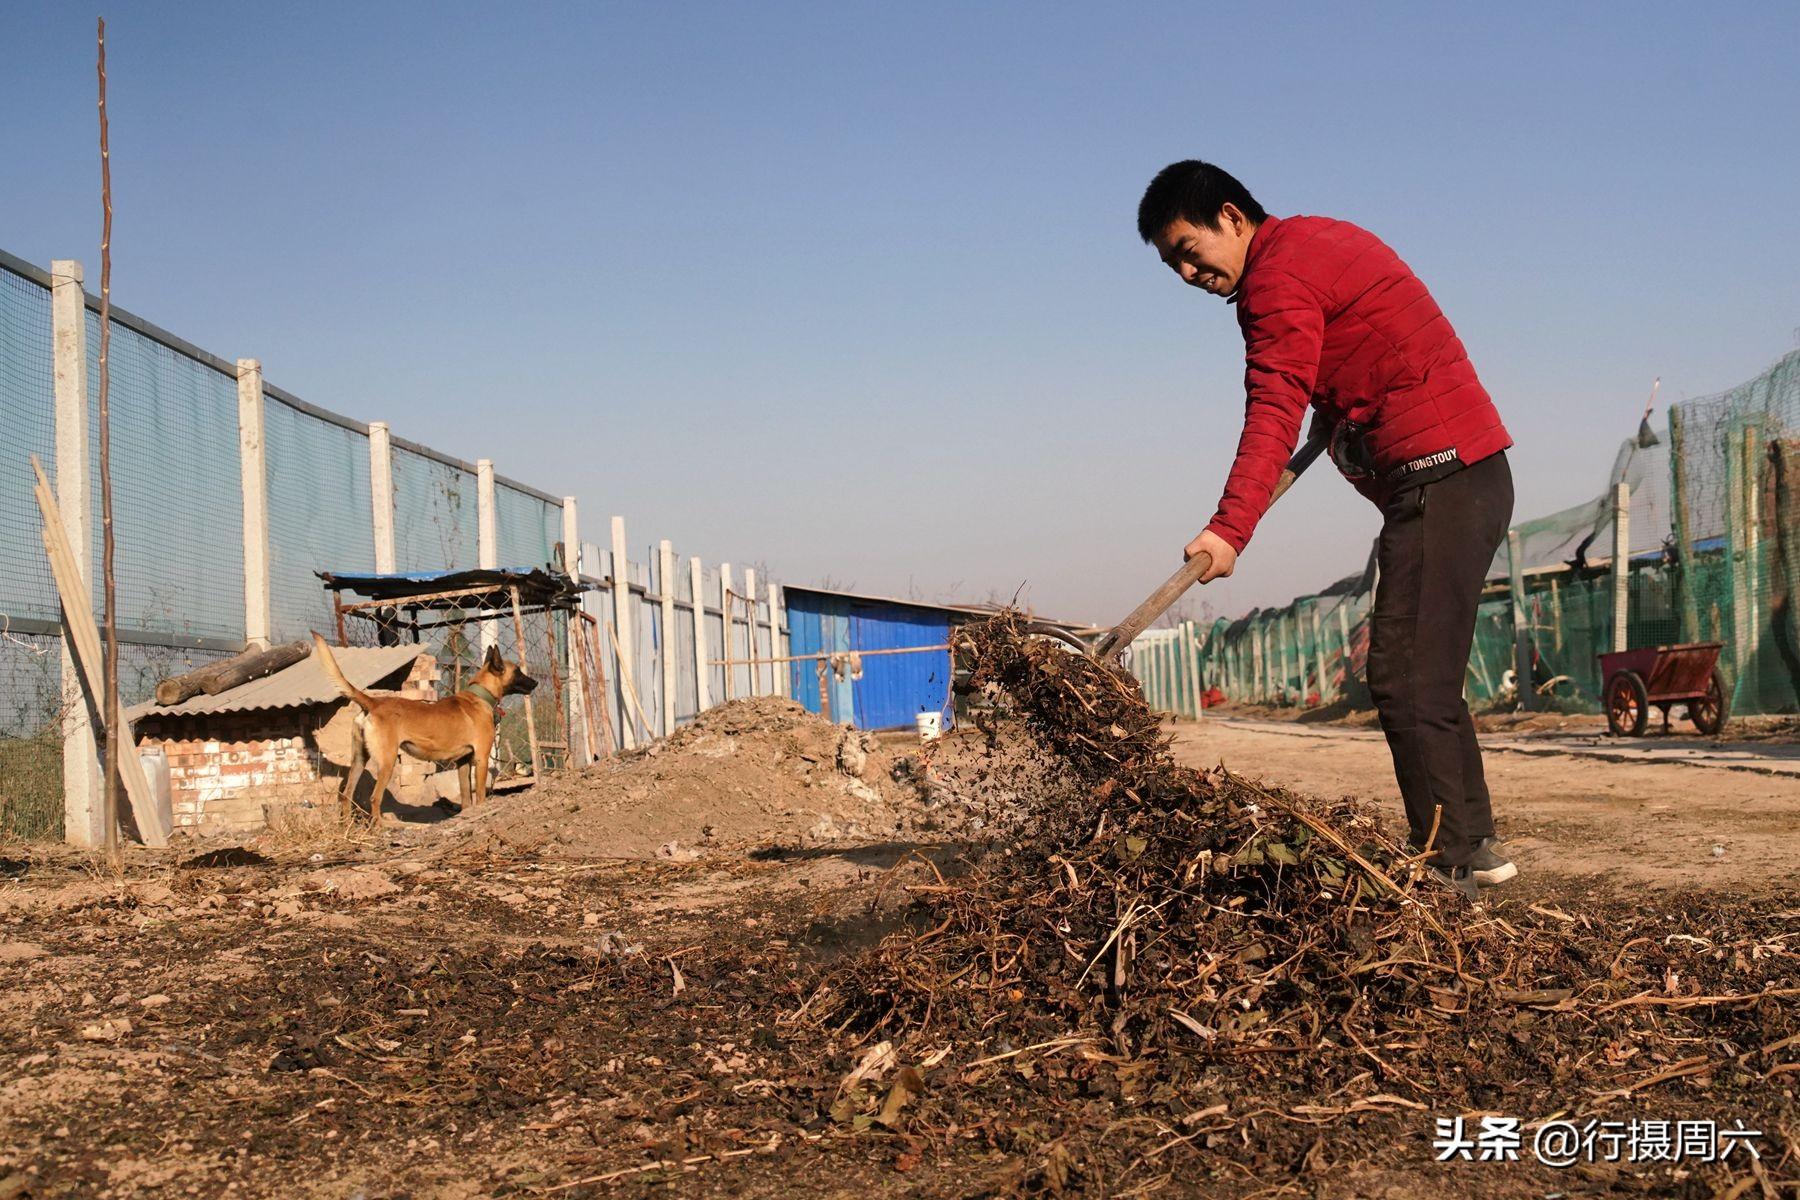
[1167,717,1800,896]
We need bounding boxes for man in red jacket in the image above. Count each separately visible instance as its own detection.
[1137,160,1518,900]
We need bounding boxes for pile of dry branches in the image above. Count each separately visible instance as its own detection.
[813,612,1797,1182]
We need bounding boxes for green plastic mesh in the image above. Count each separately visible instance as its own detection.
[1142,349,1800,719]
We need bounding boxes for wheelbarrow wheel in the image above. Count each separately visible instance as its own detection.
[1605,671,1649,737]
[1689,668,1729,736]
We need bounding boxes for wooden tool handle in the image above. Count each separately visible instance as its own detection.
[1092,461,1305,663]
[1093,551,1212,661]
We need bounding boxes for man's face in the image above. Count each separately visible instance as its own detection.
[1151,204,1256,298]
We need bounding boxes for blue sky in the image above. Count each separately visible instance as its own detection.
[5,2,1797,624]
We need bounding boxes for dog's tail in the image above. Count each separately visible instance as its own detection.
[312,633,375,711]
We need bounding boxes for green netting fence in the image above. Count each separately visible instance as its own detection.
[1134,349,1800,723]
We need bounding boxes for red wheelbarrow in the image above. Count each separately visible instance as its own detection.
[1597,643,1728,737]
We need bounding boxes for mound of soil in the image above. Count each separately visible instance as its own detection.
[444,697,950,860]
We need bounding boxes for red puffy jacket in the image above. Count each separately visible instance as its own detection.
[1204,214,1511,552]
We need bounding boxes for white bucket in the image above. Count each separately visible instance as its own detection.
[915,711,942,742]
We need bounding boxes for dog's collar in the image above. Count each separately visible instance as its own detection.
[465,682,501,711]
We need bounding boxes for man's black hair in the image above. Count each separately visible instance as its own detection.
[1136,160,1267,242]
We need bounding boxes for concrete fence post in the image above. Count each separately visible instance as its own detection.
[719,564,734,702]
[1611,482,1630,653]
[369,421,395,575]
[689,557,711,714]
[477,459,497,654]
[561,498,588,766]
[52,259,101,848]
[659,539,677,735]
[236,359,271,649]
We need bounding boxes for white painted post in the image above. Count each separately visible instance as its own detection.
[658,540,676,735]
[561,498,588,767]
[743,567,760,696]
[1186,621,1203,720]
[609,516,636,749]
[1171,633,1182,713]
[1337,602,1353,693]
[689,556,711,714]
[1141,637,1155,709]
[719,564,735,701]
[52,260,100,848]
[477,459,498,654]
[1311,604,1330,702]
[1507,529,1536,711]
[768,581,785,698]
[235,360,272,648]
[1144,637,1157,709]
[1295,609,1307,703]
[1260,624,1271,704]
[1167,633,1180,715]
[369,421,395,574]
[1611,482,1630,653]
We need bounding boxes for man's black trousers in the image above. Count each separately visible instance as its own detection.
[1366,451,1514,868]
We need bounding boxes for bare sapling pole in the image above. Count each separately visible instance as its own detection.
[97,18,122,860]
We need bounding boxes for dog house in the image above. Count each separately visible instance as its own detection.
[128,645,436,833]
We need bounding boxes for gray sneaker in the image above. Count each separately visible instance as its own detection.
[1469,837,1518,887]
[1425,863,1481,901]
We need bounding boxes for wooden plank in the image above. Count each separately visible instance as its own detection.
[575,614,617,757]
[609,518,636,750]
[30,457,166,846]
[572,617,603,759]
[509,586,541,774]
[607,619,653,744]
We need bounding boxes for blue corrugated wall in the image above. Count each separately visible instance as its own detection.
[784,590,953,731]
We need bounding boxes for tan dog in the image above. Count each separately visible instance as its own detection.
[312,634,538,828]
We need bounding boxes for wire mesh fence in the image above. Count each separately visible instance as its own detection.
[4,246,806,843]
[0,631,64,839]
[495,483,559,570]
[391,448,480,573]
[0,266,59,630]
[265,398,374,641]
[84,308,246,643]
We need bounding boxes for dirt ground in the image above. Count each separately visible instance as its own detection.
[0,695,1794,1198]
[1168,715,1800,896]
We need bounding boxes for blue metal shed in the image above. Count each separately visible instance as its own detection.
[783,587,959,731]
